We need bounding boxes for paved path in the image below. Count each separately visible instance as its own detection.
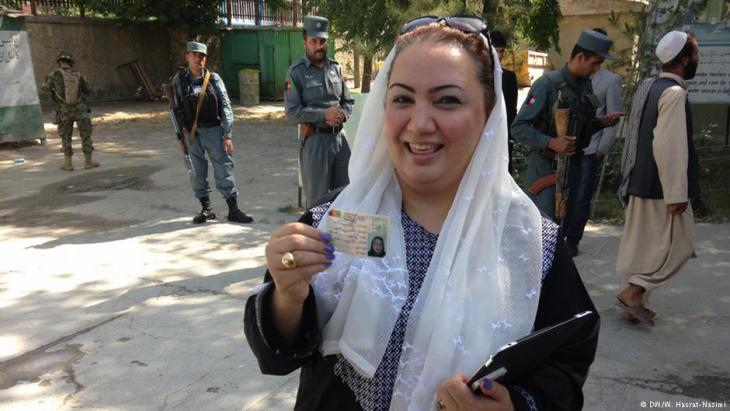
[1,102,728,410]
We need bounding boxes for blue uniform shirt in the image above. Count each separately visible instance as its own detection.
[284,56,354,126]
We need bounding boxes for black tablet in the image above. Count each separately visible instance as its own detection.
[468,310,596,392]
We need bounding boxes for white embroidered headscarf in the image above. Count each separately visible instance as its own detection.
[313,27,544,411]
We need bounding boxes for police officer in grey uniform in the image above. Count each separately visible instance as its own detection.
[284,15,354,208]
[511,29,623,256]
[172,41,253,224]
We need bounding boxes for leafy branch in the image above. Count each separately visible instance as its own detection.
[608,0,709,110]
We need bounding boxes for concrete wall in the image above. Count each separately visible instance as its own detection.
[551,1,730,143]
[25,16,171,105]
[168,30,223,75]
[549,0,646,70]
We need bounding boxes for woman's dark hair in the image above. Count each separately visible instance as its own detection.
[390,23,496,114]
[368,236,386,257]
[490,30,507,48]
[661,32,696,70]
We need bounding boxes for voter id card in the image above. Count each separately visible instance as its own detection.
[328,209,390,258]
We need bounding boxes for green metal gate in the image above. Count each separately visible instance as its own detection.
[221,27,307,101]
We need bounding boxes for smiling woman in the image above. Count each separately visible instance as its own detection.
[384,27,494,233]
[244,17,600,411]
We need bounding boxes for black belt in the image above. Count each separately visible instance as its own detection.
[314,125,342,134]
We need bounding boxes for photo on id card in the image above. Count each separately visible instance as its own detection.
[328,209,389,258]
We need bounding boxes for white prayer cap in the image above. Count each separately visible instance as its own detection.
[656,31,688,63]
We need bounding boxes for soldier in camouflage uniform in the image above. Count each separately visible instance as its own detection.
[42,51,99,171]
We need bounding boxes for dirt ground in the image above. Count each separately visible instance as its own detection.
[1,101,729,411]
[0,101,308,410]
[0,101,302,233]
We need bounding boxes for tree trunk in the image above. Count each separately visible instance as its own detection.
[354,52,361,89]
[169,28,191,75]
[481,0,498,17]
[361,54,373,93]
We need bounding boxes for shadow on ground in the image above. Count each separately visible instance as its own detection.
[0,165,163,233]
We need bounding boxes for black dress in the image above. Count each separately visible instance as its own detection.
[244,190,600,411]
[503,69,519,175]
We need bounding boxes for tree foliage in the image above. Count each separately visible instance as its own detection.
[482,0,562,52]
[304,0,564,55]
[510,0,562,52]
[302,0,407,91]
[606,0,709,108]
[394,0,563,52]
[300,0,564,89]
[83,0,223,34]
[303,0,405,56]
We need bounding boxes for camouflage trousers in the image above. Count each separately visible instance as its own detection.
[58,105,93,156]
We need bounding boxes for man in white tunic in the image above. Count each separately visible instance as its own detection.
[615,31,700,325]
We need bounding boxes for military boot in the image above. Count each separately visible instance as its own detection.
[61,154,74,171]
[193,197,216,224]
[84,153,100,169]
[226,194,254,224]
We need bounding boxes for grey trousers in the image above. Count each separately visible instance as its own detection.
[187,126,238,200]
[301,131,350,208]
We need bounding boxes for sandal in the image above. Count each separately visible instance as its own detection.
[622,312,640,323]
[624,307,656,323]
[615,298,655,326]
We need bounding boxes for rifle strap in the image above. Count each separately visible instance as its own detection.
[189,69,211,144]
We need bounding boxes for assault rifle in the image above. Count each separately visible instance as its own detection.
[553,107,571,225]
[163,74,195,177]
[527,96,574,227]
[528,91,620,226]
[169,108,195,176]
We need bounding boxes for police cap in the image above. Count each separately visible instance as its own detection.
[576,29,614,60]
[303,15,329,39]
[186,41,208,55]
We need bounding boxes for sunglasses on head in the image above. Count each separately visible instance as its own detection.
[399,15,487,35]
[399,15,494,70]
